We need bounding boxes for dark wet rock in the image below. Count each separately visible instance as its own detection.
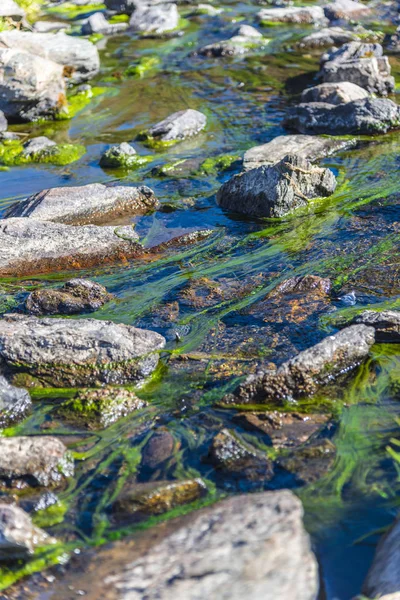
[106,490,319,600]
[301,82,369,105]
[295,27,358,50]
[0,48,66,122]
[60,386,147,429]
[0,218,143,277]
[277,438,336,485]
[350,310,400,343]
[208,428,274,483]
[0,0,25,20]
[0,376,31,427]
[105,0,137,12]
[283,98,400,135]
[25,279,114,316]
[269,275,332,297]
[321,42,395,95]
[224,324,375,405]
[0,504,56,562]
[129,3,179,34]
[112,479,207,520]
[22,136,56,157]
[0,436,74,488]
[82,12,129,35]
[100,143,140,168]
[324,0,371,21]
[0,314,166,387]
[217,154,336,218]
[140,109,207,145]
[243,135,356,170]
[0,31,100,84]
[257,5,327,24]
[385,27,400,53]
[362,515,400,598]
[141,430,176,470]
[196,24,265,57]
[5,183,158,225]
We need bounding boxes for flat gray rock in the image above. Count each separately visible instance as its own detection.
[0,314,166,387]
[350,310,400,342]
[224,324,375,404]
[82,12,128,35]
[257,5,327,24]
[0,504,55,562]
[324,0,371,21]
[363,516,400,597]
[283,98,400,135]
[0,0,25,20]
[301,82,369,105]
[296,27,358,49]
[243,135,356,170]
[105,490,319,600]
[0,436,74,487]
[129,3,179,34]
[217,154,336,218]
[0,377,31,427]
[0,31,100,84]
[0,218,142,277]
[143,109,207,143]
[5,183,158,225]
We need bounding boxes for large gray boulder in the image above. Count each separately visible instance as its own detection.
[0,436,74,487]
[324,0,371,21]
[0,218,143,277]
[141,109,207,145]
[0,0,25,20]
[5,183,158,225]
[257,5,327,24]
[0,48,66,122]
[224,324,375,405]
[105,490,319,600]
[350,310,400,342]
[301,82,369,105]
[283,98,400,135]
[0,31,100,84]
[0,504,55,562]
[243,135,356,170]
[362,517,400,597]
[0,314,166,387]
[0,377,31,427]
[217,154,336,218]
[129,3,179,34]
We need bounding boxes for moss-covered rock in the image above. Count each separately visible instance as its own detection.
[0,139,85,166]
[124,56,160,78]
[100,142,152,169]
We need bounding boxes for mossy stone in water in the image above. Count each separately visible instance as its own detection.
[0,139,85,166]
[100,143,152,169]
[124,56,160,78]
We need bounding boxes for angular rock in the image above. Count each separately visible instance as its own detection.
[243,134,356,170]
[217,154,336,218]
[350,310,400,342]
[0,314,166,387]
[82,12,128,35]
[0,436,74,487]
[301,82,369,105]
[257,5,327,24]
[0,377,31,427]
[0,48,66,122]
[224,324,375,405]
[0,504,55,562]
[5,183,158,225]
[0,31,100,84]
[22,136,56,157]
[0,218,143,277]
[129,3,179,34]
[141,430,176,471]
[296,27,358,50]
[283,98,400,135]
[0,0,25,20]
[105,490,319,600]
[25,279,114,316]
[324,0,371,21]
[362,516,400,598]
[140,109,206,145]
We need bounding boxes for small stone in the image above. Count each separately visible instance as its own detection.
[140,109,207,145]
[301,82,369,105]
[324,0,371,21]
[22,137,57,158]
[257,5,327,24]
[296,27,358,50]
[82,12,128,35]
[0,377,31,427]
[141,430,176,470]
[100,143,139,168]
[129,3,179,34]
[25,279,114,316]
[0,504,56,562]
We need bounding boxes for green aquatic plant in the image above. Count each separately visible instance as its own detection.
[124,56,161,78]
[0,140,85,167]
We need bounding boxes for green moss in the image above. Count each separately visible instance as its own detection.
[33,501,68,528]
[198,154,240,175]
[137,131,178,150]
[15,0,43,19]
[109,14,129,23]
[46,2,105,18]
[100,149,153,170]
[124,56,161,78]
[0,139,85,166]
[88,32,104,44]
[57,86,106,120]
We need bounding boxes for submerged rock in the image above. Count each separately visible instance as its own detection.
[0,48,66,122]
[0,377,31,427]
[301,82,369,105]
[0,436,74,487]
[196,24,265,57]
[324,0,371,21]
[276,438,336,485]
[25,279,114,316]
[243,135,356,170]
[139,109,206,146]
[82,12,128,35]
[0,314,166,387]
[106,490,319,600]
[296,27,358,50]
[362,516,400,598]
[0,218,143,277]
[224,324,375,405]
[0,504,56,562]
[350,310,400,342]
[284,98,400,135]
[257,5,327,24]
[217,154,336,218]
[141,430,176,471]
[129,3,179,34]
[0,31,100,84]
[5,183,158,225]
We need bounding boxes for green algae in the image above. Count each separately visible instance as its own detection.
[58,86,107,120]
[109,14,129,24]
[124,56,161,78]
[33,501,68,528]
[198,153,240,175]
[0,140,85,167]
[137,132,179,150]
[46,2,105,18]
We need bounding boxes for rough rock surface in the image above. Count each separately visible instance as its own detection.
[0,48,66,122]
[0,376,31,427]
[257,5,327,24]
[0,504,55,562]
[224,324,375,404]
[0,31,100,84]
[217,154,336,218]
[301,82,369,105]
[350,310,400,342]
[283,98,400,135]
[243,135,356,170]
[296,27,358,49]
[0,0,25,20]
[5,183,158,225]
[129,3,179,34]
[0,218,143,276]
[25,279,114,316]
[100,143,139,168]
[0,436,74,487]
[82,12,128,35]
[324,0,371,21]
[362,516,400,598]
[105,490,319,600]
[0,314,166,387]
[142,109,206,144]
[22,136,56,157]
